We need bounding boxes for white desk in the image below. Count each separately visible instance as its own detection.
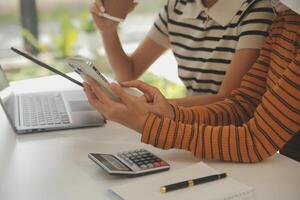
[0,75,300,200]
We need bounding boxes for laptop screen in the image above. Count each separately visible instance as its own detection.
[0,66,16,126]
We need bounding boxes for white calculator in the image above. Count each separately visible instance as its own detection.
[88,149,170,177]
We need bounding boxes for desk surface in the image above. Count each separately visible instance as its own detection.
[0,75,300,200]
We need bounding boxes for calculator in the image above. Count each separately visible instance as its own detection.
[88,149,170,177]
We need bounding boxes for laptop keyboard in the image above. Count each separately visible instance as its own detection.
[21,93,71,127]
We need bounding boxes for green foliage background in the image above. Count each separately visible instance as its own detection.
[2,0,185,98]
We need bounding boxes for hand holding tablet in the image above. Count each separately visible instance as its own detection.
[67,56,142,101]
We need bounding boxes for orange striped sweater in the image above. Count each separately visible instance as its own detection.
[141,11,300,163]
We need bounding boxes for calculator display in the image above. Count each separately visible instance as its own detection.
[92,154,131,171]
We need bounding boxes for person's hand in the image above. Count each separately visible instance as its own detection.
[120,80,174,119]
[83,78,174,133]
[83,76,149,132]
[90,0,118,33]
[90,0,137,33]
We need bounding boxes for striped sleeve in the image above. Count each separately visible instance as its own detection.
[171,34,273,126]
[141,22,300,162]
[142,52,300,162]
[236,0,274,49]
[147,0,170,48]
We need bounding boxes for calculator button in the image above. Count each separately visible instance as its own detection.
[129,156,136,160]
[140,165,148,169]
[147,163,154,168]
[114,149,169,173]
[126,160,134,165]
[132,160,139,164]
[124,159,132,164]
[159,161,168,166]
[153,162,161,168]
[143,160,150,164]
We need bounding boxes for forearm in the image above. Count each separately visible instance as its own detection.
[169,93,226,107]
[143,103,298,163]
[169,81,265,126]
[142,52,300,163]
[101,29,135,81]
[170,93,258,126]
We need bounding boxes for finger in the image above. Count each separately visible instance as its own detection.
[85,76,112,104]
[121,80,156,93]
[133,2,138,8]
[121,80,157,101]
[90,2,100,15]
[85,85,110,119]
[143,93,153,102]
[84,83,104,109]
[109,83,135,106]
[121,81,154,102]
[85,82,129,121]
[84,82,103,103]
[85,82,131,122]
[136,92,152,103]
[137,95,154,103]
[84,83,103,105]
[137,95,147,102]
[94,0,105,13]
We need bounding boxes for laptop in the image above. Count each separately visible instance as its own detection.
[0,63,105,134]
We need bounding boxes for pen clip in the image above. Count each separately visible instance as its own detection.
[188,180,194,187]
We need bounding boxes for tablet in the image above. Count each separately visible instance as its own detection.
[10,47,83,87]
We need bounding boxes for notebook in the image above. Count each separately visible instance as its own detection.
[109,162,254,200]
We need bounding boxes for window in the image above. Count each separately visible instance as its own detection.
[0,0,184,98]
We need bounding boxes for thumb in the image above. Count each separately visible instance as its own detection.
[109,83,134,106]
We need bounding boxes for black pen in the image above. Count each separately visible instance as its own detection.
[160,173,227,193]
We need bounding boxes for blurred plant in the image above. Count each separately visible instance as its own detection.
[52,14,78,58]
[141,72,186,98]
[20,28,49,52]
[21,14,79,58]
[5,59,72,81]
[80,11,96,33]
